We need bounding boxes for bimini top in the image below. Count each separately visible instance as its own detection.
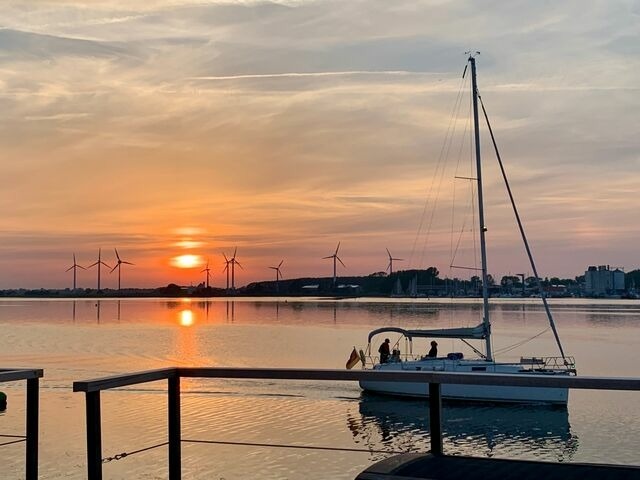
[367,324,487,344]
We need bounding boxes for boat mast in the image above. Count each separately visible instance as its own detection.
[469,54,493,361]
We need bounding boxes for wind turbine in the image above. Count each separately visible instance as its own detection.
[201,260,212,288]
[222,253,231,292]
[386,248,404,275]
[110,248,134,290]
[229,247,243,291]
[65,253,85,290]
[323,242,345,287]
[223,247,243,292]
[86,248,111,291]
[269,260,284,293]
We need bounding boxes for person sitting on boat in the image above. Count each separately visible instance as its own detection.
[378,338,391,363]
[426,340,438,358]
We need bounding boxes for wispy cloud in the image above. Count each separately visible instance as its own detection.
[0,0,638,288]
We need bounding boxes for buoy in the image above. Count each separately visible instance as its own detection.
[0,391,6,411]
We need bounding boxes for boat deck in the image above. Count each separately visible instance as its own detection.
[355,453,640,480]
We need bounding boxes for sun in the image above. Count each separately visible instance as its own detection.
[170,254,203,269]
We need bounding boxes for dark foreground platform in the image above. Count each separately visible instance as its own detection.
[356,454,640,480]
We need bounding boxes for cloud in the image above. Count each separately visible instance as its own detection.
[0,0,638,287]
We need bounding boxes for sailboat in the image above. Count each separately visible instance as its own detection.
[355,54,576,405]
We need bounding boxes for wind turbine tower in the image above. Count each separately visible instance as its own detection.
[386,248,404,275]
[323,242,345,287]
[110,248,134,290]
[223,248,243,292]
[222,253,231,292]
[201,260,212,288]
[87,248,111,291]
[65,253,85,290]
[230,247,243,291]
[269,260,284,293]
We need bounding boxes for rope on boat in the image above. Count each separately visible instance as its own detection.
[493,327,550,356]
[410,69,468,268]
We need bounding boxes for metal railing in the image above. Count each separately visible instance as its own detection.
[73,367,640,480]
[0,368,43,480]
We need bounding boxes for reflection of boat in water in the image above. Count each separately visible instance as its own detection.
[354,55,576,404]
[347,394,578,462]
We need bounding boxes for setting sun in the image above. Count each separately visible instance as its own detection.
[170,255,203,269]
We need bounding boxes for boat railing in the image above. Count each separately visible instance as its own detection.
[362,353,423,367]
[520,356,577,373]
[0,368,43,480]
[73,367,640,480]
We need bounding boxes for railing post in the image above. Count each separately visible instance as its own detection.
[25,377,39,480]
[86,391,103,480]
[429,382,443,456]
[168,374,181,480]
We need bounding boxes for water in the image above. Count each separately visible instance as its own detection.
[0,297,639,479]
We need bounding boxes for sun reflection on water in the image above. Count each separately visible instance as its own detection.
[179,309,194,326]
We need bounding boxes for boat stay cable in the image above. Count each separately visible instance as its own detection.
[478,94,568,363]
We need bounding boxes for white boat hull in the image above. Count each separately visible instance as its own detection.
[359,359,570,405]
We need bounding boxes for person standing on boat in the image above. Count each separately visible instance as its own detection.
[378,338,391,363]
[427,341,438,358]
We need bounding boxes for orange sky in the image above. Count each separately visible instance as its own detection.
[1,1,639,289]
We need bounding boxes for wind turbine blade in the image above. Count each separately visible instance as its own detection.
[236,261,244,270]
[386,247,391,258]
[269,267,277,270]
[322,255,333,259]
[86,261,98,268]
[222,265,228,273]
[101,262,112,269]
[233,246,237,258]
[115,248,121,261]
[278,260,283,268]
[387,262,391,272]
[278,271,282,280]
[66,265,74,272]
[395,258,405,261]
[78,265,86,270]
[335,242,340,255]
[223,253,229,262]
[110,265,118,273]
[122,261,134,265]
[337,256,346,268]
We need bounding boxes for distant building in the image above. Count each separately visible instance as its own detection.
[584,265,625,296]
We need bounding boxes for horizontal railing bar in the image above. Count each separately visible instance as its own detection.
[73,368,177,392]
[0,369,43,383]
[73,367,640,393]
[177,367,640,391]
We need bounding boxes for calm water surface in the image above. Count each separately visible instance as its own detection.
[1,297,639,479]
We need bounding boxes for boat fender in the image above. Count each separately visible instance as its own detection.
[447,352,464,360]
[0,391,6,411]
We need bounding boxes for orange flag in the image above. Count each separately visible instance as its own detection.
[346,347,360,369]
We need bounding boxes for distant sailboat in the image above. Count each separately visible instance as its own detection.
[408,275,418,297]
[353,54,576,404]
[392,277,404,296]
